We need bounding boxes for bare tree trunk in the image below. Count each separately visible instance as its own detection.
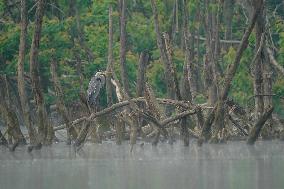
[74,2,95,62]
[212,2,262,142]
[262,53,273,139]
[17,0,37,144]
[106,5,114,107]
[204,0,218,106]
[199,2,262,144]
[183,0,197,100]
[136,51,149,136]
[0,76,27,148]
[50,58,78,143]
[253,1,265,119]
[163,33,181,100]
[144,83,168,145]
[247,107,274,145]
[224,0,235,48]
[151,0,176,101]
[119,0,130,96]
[29,0,53,145]
[136,51,149,97]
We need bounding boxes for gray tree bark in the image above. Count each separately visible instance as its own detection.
[17,0,37,145]
[119,0,130,96]
[29,0,53,144]
[106,5,114,107]
[50,57,78,143]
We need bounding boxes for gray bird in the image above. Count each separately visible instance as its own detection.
[87,71,106,106]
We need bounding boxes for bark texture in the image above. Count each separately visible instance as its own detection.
[29,0,53,144]
[17,0,37,144]
[50,58,78,142]
[119,0,130,96]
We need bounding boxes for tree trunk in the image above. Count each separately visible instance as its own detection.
[247,107,274,145]
[136,51,149,136]
[50,58,78,143]
[200,2,262,144]
[253,1,265,120]
[17,0,37,145]
[106,5,114,107]
[204,0,218,106]
[119,0,130,96]
[183,0,199,100]
[224,0,235,48]
[151,0,176,101]
[74,2,95,62]
[136,51,149,97]
[0,76,27,148]
[262,53,273,139]
[29,0,53,145]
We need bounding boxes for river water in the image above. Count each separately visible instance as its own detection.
[0,141,284,189]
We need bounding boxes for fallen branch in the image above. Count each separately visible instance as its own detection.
[161,110,196,126]
[228,115,248,136]
[54,98,204,131]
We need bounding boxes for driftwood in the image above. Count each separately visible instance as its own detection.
[247,107,274,145]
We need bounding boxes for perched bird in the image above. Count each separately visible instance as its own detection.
[87,71,106,106]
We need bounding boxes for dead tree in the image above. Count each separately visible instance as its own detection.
[199,1,263,144]
[253,1,265,119]
[212,1,263,142]
[17,0,37,144]
[29,0,53,144]
[223,0,235,48]
[183,0,197,100]
[0,76,27,150]
[119,0,130,96]
[50,57,78,143]
[136,51,149,136]
[151,0,177,101]
[74,2,95,62]
[136,51,149,98]
[144,83,167,145]
[247,107,274,145]
[106,5,114,107]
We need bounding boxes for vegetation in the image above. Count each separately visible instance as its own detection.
[0,0,283,150]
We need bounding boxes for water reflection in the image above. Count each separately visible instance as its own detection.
[0,141,284,189]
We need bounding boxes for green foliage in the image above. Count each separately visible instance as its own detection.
[0,0,283,117]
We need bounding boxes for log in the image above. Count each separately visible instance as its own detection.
[247,107,274,145]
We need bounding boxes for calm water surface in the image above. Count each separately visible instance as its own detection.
[0,141,284,189]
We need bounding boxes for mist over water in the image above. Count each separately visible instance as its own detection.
[1,141,284,189]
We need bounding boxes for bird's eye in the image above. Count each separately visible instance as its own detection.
[96,78,102,82]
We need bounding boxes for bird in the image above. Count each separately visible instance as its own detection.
[87,71,106,106]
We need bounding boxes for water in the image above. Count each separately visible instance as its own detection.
[0,141,284,189]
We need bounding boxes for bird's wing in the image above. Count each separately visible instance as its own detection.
[87,76,102,105]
